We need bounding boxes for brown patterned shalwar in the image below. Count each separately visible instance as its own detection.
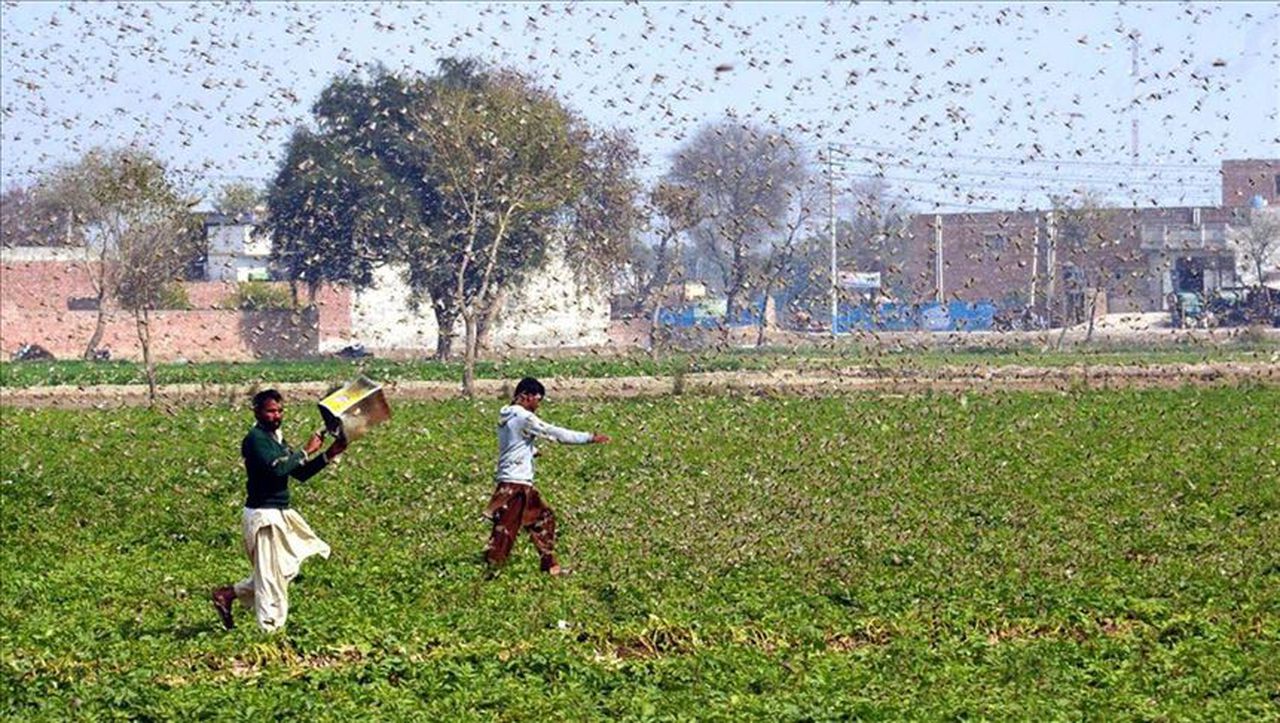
[483,482,558,571]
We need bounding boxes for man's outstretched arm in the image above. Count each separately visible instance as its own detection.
[524,415,608,445]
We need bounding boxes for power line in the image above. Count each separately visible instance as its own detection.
[829,169,1219,198]
[828,161,1219,189]
[814,140,1220,171]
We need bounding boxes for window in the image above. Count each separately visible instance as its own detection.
[983,232,1009,252]
[1274,174,1279,196]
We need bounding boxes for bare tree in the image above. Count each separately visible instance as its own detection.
[114,203,194,405]
[474,126,640,355]
[1229,207,1280,291]
[42,148,191,396]
[1,185,79,247]
[40,149,180,360]
[636,181,702,351]
[753,173,819,347]
[668,120,807,320]
[1051,190,1121,343]
[565,128,643,295]
[638,182,700,309]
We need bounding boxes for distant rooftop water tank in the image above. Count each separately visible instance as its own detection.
[1250,194,1269,209]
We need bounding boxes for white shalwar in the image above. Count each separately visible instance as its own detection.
[231,507,331,632]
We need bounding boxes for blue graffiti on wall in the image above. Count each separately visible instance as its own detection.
[834,301,996,332]
[656,298,996,332]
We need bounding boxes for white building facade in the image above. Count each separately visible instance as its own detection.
[205,218,272,282]
[337,241,610,353]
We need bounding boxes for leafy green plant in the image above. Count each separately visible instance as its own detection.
[1,387,1276,718]
[157,282,192,310]
[229,281,293,311]
[2,345,1277,388]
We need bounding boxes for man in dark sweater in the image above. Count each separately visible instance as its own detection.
[212,389,348,631]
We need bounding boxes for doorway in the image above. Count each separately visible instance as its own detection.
[1174,257,1204,295]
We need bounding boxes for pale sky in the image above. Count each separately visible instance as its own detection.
[2,1,1278,212]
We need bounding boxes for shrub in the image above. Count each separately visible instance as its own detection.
[157,283,192,310]
[229,281,292,311]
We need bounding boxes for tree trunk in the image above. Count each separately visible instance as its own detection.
[435,328,455,361]
[433,301,457,361]
[638,235,674,317]
[1260,259,1275,321]
[1084,285,1098,344]
[462,310,479,398]
[435,332,455,361]
[648,302,663,360]
[1054,289,1070,350]
[725,284,740,327]
[82,294,108,360]
[135,307,156,406]
[477,287,508,354]
[725,273,752,347]
[80,222,110,360]
[289,279,299,310]
[754,287,771,348]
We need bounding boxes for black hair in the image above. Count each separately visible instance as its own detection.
[514,377,545,399]
[253,389,283,410]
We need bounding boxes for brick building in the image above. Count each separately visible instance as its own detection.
[1221,159,1280,208]
[895,158,1275,320]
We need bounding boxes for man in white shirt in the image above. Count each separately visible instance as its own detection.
[484,377,609,575]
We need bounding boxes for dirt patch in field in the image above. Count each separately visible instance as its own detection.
[1,362,1276,409]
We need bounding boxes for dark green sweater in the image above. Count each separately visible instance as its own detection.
[241,423,328,509]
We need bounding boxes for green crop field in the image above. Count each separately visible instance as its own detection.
[2,343,1277,388]
[2,387,1278,719]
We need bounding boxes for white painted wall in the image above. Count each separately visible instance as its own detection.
[491,247,610,349]
[336,264,440,352]
[333,243,609,353]
[0,245,94,262]
[206,223,271,281]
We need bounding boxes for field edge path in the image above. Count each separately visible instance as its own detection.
[2,362,1278,409]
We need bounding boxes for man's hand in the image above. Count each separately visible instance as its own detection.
[591,433,611,444]
[304,431,324,455]
[325,437,349,461]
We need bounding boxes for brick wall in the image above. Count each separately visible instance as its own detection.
[1,258,352,361]
[902,208,1163,313]
[1052,208,1150,314]
[901,212,1041,306]
[1,259,100,312]
[1222,159,1280,208]
[174,279,351,339]
[1,307,320,361]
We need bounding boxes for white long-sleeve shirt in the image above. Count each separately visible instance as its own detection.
[495,404,593,484]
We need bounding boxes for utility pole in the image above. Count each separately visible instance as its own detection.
[1130,32,1141,207]
[1030,222,1040,311]
[1130,32,1140,165]
[829,143,838,337]
[1045,211,1057,322]
[933,214,944,303]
